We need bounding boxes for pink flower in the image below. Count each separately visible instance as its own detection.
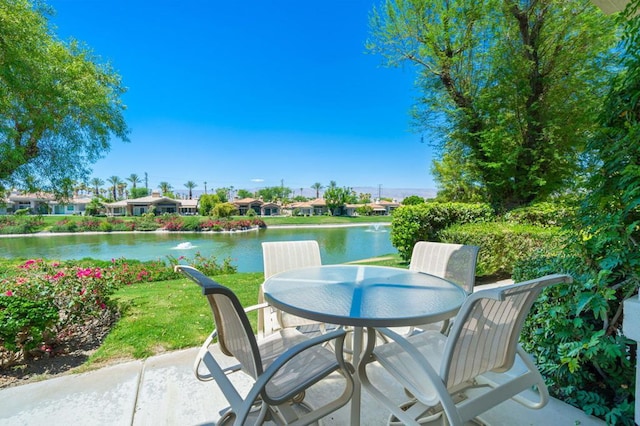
[76,268,93,278]
[20,259,37,269]
[5,290,13,296]
[53,271,65,280]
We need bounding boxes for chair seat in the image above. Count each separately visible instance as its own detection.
[373,330,447,406]
[259,328,341,402]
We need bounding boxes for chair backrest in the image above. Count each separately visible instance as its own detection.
[440,274,572,389]
[409,242,480,293]
[261,240,323,332]
[176,265,262,380]
[262,240,322,280]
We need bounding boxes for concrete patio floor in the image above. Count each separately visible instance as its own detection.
[0,345,605,426]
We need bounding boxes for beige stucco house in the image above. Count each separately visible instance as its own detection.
[104,192,186,216]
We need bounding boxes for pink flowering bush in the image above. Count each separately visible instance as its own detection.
[166,252,237,276]
[76,218,102,232]
[0,259,119,366]
[2,259,118,327]
[0,253,237,367]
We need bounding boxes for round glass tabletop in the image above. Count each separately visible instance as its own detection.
[263,265,467,327]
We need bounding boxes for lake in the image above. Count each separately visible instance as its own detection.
[0,225,396,272]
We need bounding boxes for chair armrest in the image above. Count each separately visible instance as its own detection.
[256,328,350,399]
[244,302,270,313]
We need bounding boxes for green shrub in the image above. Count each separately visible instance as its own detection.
[133,216,161,231]
[0,215,44,234]
[50,218,77,232]
[439,222,563,277]
[390,202,494,261]
[0,296,58,365]
[213,202,238,218]
[513,253,636,425]
[181,216,202,231]
[355,205,374,216]
[401,195,425,205]
[503,202,575,227]
[99,221,113,232]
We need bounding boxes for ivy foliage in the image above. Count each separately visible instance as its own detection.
[514,253,636,425]
[515,2,640,422]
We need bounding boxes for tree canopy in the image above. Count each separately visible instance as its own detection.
[0,0,129,197]
[368,0,618,209]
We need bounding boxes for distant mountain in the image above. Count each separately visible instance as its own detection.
[173,187,437,201]
[352,187,437,202]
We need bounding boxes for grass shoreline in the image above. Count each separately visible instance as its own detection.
[0,219,392,238]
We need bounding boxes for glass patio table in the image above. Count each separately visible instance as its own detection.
[262,264,467,425]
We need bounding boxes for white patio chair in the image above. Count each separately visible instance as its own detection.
[176,265,354,425]
[259,240,325,337]
[399,242,480,335]
[358,273,572,426]
[409,242,480,294]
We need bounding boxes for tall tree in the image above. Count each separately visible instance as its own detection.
[324,184,356,216]
[368,0,618,209]
[117,182,127,200]
[90,177,104,197]
[184,180,197,200]
[257,186,292,202]
[0,0,129,196]
[236,189,253,199]
[158,181,172,196]
[126,174,140,189]
[311,182,324,199]
[106,175,121,201]
[215,187,229,203]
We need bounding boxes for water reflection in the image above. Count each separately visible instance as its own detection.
[0,226,396,273]
[172,242,197,250]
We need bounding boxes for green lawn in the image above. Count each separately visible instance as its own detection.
[79,255,404,371]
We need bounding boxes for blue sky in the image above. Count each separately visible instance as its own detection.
[48,0,438,196]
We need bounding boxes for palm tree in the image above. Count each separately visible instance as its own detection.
[126,173,140,189]
[117,182,127,199]
[184,181,197,200]
[90,177,104,197]
[311,182,324,199]
[106,175,121,201]
[159,181,172,196]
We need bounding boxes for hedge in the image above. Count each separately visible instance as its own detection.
[390,202,494,261]
[438,222,564,277]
